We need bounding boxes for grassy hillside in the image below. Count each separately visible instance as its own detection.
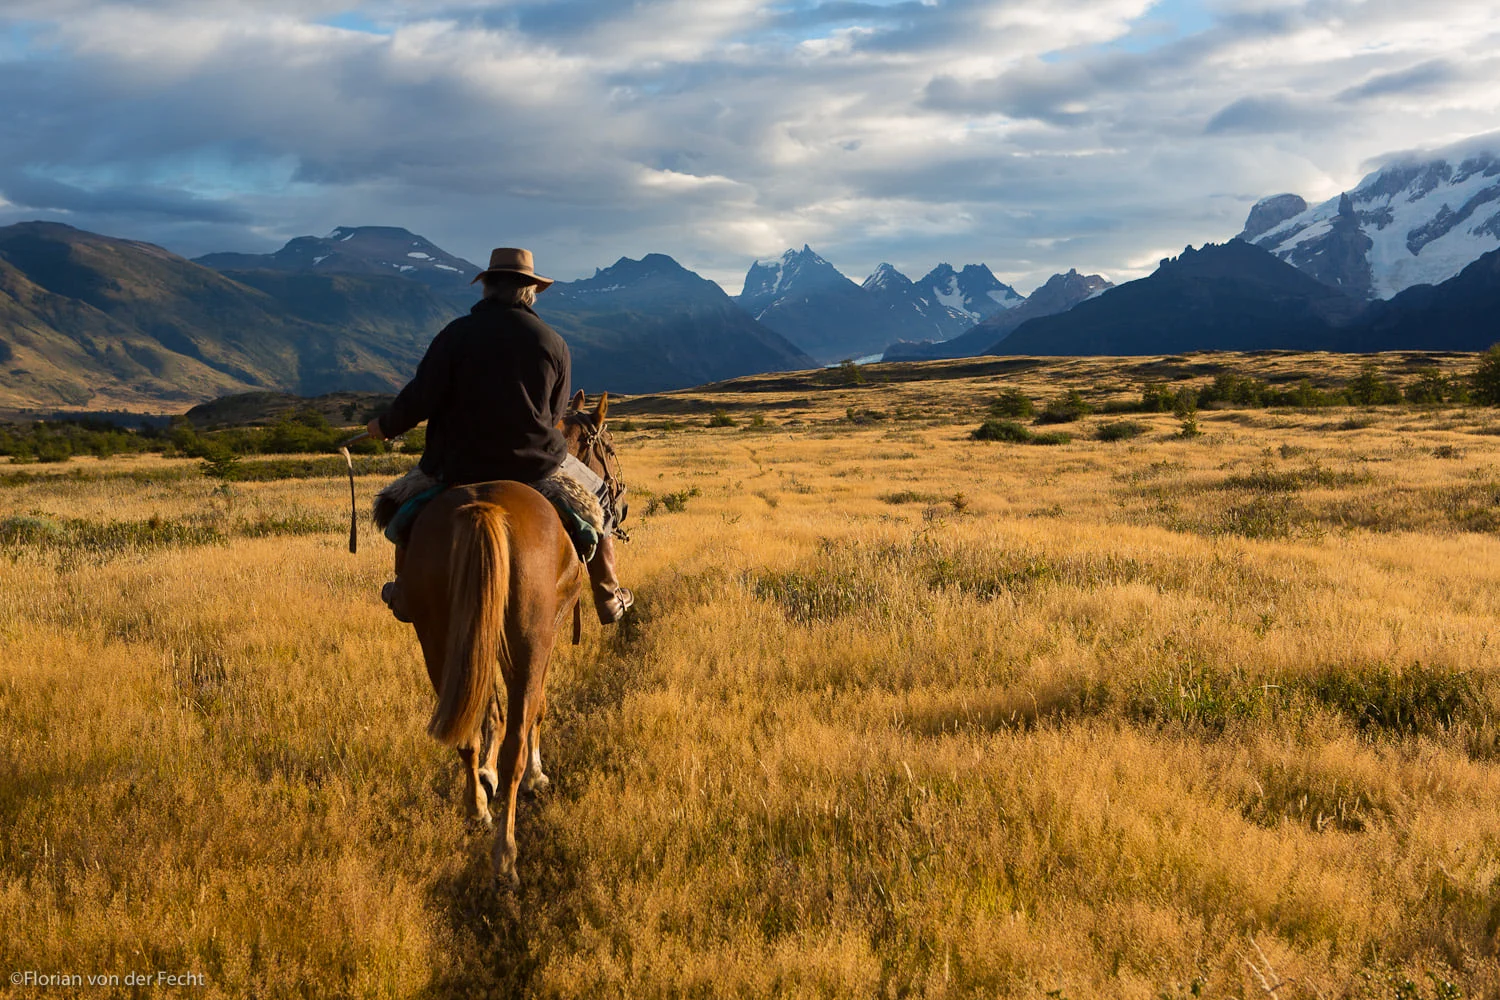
[4,353,1500,997]
[0,223,436,411]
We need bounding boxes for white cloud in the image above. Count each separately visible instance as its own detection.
[1,0,1498,296]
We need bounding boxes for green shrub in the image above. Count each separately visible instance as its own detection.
[1347,363,1403,405]
[1471,345,1500,404]
[821,359,865,386]
[1308,662,1474,735]
[1200,372,1270,407]
[1095,420,1146,442]
[1139,384,1176,412]
[972,419,1033,442]
[707,410,736,428]
[644,486,701,515]
[1036,390,1092,424]
[1404,368,1452,404]
[1279,380,1346,407]
[199,445,243,482]
[398,425,426,452]
[988,389,1035,418]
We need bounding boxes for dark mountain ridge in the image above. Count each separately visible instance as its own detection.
[545,254,815,392]
[1352,246,1500,352]
[196,225,480,294]
[988,240,1484,357]
[0,222,818,408]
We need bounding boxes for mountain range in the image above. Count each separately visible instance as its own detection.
[2,133,1499,411]
[882,269,1113,361]
[737,247,1019,362]
[986,239,1500,357]
[0,223,813,410]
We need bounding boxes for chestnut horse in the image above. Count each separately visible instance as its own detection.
[399,390,621,886]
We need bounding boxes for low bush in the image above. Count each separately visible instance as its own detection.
[988,390,1035,419]
[971,419,1033,442]
[643,486,701,515]
[1095,420,1146,442]
[1036,390,1092,424]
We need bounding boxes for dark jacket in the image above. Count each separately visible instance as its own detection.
[378,298,571,486]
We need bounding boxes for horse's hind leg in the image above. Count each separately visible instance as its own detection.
[491,684,532,888]
[492,637,558,886]
[521,693,550,796]
[461,695,503,828]
[477,693,503,807]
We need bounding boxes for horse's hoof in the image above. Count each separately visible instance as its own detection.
[466,812,493,833]
[522,773,551,797]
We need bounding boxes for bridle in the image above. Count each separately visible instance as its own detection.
[563,409,629,541]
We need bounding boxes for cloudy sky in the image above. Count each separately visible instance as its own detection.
[1,0,1498,294]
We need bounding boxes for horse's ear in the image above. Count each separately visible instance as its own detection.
[594,391,609,425]
[569,389,586,412]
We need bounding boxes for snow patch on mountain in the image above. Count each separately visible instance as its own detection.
[1247,133,1500,299]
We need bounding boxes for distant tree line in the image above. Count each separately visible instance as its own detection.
[0,407,419,464]
[968,348,1500,445]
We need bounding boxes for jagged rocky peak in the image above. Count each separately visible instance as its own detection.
[914,261,1023,322]
[862,263,912,291]
[1024,268,1113,308]
[737,245,854,311]
[1240,194,1308,241]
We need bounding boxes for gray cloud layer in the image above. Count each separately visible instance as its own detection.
[1,0,1498,293]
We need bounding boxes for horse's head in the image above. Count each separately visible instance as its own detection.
[562,389,628,534]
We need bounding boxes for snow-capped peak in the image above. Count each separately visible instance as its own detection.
[862,263,911,291]
[1244,131,1500,299]
[738,245,852,305]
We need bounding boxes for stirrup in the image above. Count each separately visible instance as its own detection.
[597,587,634,625]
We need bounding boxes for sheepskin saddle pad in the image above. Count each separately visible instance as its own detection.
[374,466,605,560]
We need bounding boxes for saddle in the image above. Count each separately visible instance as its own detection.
[373,459,607,562]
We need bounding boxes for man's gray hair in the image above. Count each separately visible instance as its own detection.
[481,272,538,307]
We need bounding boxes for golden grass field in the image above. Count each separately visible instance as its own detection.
[6,351,1500,998]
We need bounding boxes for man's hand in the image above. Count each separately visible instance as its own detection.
[366,417,386,441]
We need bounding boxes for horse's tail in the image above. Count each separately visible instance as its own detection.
[429,500,511,747]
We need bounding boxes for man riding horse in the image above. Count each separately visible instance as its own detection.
[366,246,633,626]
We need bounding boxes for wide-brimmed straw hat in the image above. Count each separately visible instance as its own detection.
[471,247,553,290]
